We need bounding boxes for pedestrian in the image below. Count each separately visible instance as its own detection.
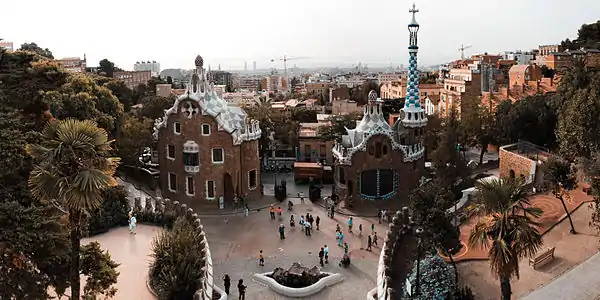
[330,206,335,218]
[305,213,310,222]
[299,192,305,203]
[237,279,247,300]
[258,250,265,266]
[299,215,305,226]
[377,209,382,224]
[318,247,325,267]
[244,205,249,217]
[371,223,375,234]
[344,242,349,254]
[359,223,363,236]
[367,234,372,251]
[269,205,275,220]
[373,231,378,246]
[324,245,329,264]
[223,274,231,295]
[304,220,312,236]
[347,217,353,233]
[308,214,314,228]
[279,224,285,240]
[382,209,387,222]
[276,206,283,220]
[316,216,320,230]
[290,215,295,228]
[336,224,341,232]
[338,231,344,247]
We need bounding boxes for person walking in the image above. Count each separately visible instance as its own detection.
[269,205,275,220]
[367,234,372,251]
[290,215,295,228]
[336,224,341,232]
[299,215,305,226]
[258,250,265,266]
[382,209,387,223]
[371,223,375,234]
[223,274,231,295]
[305,221,312,236]
[318,247,325,267]
[338,231,344,247]
[316,216,320,230]
[244,205,249,217]
[347,217,353,233]
[279,224,286,240]
[344,242,349,254]
[308,214,314,228]
[358,223,363,236]
[129,213,137,234]
[276,206,283,221]
[237,279,247,300]
[373,231,378,246]
[377,209,382,224]
[324,245,329,264]
[299,192,305,203]
[330,206,335,218]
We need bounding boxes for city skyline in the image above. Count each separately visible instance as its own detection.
[2,0,600,70]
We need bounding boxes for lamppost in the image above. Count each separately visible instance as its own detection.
[414,227,424,298]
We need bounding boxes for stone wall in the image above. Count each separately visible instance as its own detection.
[134,197,215,300]
[499,147,536,183]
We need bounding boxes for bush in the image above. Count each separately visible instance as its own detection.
[86,186,130,236]
[404,254,456,299]
[149,217,205,300]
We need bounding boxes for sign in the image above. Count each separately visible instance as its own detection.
[219,196,224,210]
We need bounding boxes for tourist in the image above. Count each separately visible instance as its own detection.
[299,215,305,226]
[324,245,329,264]
[305,213,310,223]
[373,231,378,246]
[367,234,373,251]
[279,224,286,240]
[308,214,314,228]
[129,213,137,235]
[359,223,363,236]
[330,206,335,218]
[258,250,265,266]
[371,223,375,234]
[382,209,387,222]
[347,217,353,233]
[290,215,295,228]
[319,247,325,267]
[276,206,283,221]
[237,279,247,300]
[299,191,305,203]
[222,274,231,295]
[304,220,312,236]
[244,205,249,217]
[377,209,382,224]
[316,215,320,230]
[336,224,341,232]
[338,231,345,247]
[269,205,275,220]
[344,242,349,254]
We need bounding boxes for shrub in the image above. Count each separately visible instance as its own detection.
[86,186,130,236]
[149,217,205,300]
[404,254,456,299]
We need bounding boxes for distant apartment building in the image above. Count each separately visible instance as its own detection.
[113,70,152,89]
[500,51,535,65]
[56,56,87,73]
[332,99,363,115]
[261,75,287,92]
[221,92,261,107]
[377,73,402,84]
[380,80,405,99]
[208,70,232,87]
[237,76,262,91]
[298,122,334,164]
[329,86,350,102]
[0,41,14,51]
[134,61,160,76]
[306,82,331,95]
[545,49,600,71]
[439,68,481,117]
[539,44,562,56]
[156,83,173,98]
[334,75,364,88]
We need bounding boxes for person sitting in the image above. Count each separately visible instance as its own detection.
[339,253,351,268]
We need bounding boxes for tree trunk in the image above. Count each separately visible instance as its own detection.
[479,145,486,165]
[69,210,82,300]
[558,195,576,234]
[447,251,459,285]
[500,275,511,300]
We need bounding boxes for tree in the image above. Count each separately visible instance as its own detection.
[139,95,175,120]
[430,110,469,187]
[318,112,362,142]
[469,178,543,300]
[166,76,173,85]
[540,65,555,78]
[561,20,600,51]
[404,254,456,299]
[104,80,134,112]
[80,241,120,298]
[245,99,275,157]
[27,119,119,300]
[461,94,495,164]
[423,114,443,159]
[99,59,116,78]
[117,115,155,166]
[149,217,206,300]
[146,77,167,96]
[87,186,130,236]
[542,156,578,234]
[580,153,600,236]
[19,42,53,59]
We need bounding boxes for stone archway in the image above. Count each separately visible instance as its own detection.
[509,169,516,179]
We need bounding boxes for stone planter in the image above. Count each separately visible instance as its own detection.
[253,271,343,298]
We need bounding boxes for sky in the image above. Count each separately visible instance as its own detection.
[2,0,600,71]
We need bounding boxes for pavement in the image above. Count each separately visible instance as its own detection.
[520,252,600,300]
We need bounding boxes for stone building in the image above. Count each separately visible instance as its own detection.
[499,141,552,187]
[332,6,427,209]
[153,55,262,210]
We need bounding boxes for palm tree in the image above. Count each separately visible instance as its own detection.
[469,178,543,300]
[27,119,119,300]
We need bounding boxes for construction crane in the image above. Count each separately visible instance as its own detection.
[270,55,310,78]
[458,44,472,60]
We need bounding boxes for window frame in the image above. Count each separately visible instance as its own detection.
[185,176,195,196]
[174,122,181,135]
[201,123,211,136]
[168,172,177,192]
[211,148,224,164]
[205,180,216,199]
[248,169,257,189]
[167,145,176,160]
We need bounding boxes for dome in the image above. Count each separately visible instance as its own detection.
[195,55,204,67]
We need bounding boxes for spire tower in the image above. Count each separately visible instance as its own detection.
[401,3,427,128]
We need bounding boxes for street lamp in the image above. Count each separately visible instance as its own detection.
[414,227,424,298]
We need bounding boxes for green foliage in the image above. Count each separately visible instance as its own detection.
[104,80,134,112]
[352,80,380,105]
[580,153,600,235]
[19,42,54,59]
[460,93,495,164]
[244,100,275,156]
[80,241,120,299]
[116,115,154,166]
[139,95,175,120]
[542,156,578,192]
[404,254,456,299]
[149,217,206,300]
[561,20,600,50]
[291,107,317,123]
[318,112,362,142]
[146,77,167,96]
[86,186,131,236]
[99,59,116,78]
[430,110,470,187]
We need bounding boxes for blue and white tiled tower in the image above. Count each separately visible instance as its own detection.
[401,3,428,128]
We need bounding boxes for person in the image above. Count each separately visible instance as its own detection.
[279,224,285,240]
[367,234,373,251]
[299,215,305,226]
[258,250,265,266]
[377,209,382,224]
[276,206,283,220]
[382,209,387,222]
[338,231,344,247]
[358,223,363,236]
[340,253,350,268]
[308,214,314,228]
[299,192,305,203]
[288,200,294,211]
[269,205,275,220]
[223,274,231,295]
[237,279,247,300]
[347,217,353,233]
[290,215,295,228]
[244,205,249,217]
[324,245,329,264]
[344,242,349,254]
[129,213,137,234]
[373,231,378,246]
[318,247,325,267]
[336,224,341,232]
[304,220,312,236]
[316,216,321,230]
[330,206,335,218]
[371,223,375,234]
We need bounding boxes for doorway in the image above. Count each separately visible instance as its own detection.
[223,173,234,206]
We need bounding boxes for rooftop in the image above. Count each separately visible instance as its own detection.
[500,140,553,162]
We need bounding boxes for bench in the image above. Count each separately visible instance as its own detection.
[529,247,556,269]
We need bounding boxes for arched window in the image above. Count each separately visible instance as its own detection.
[509,169,516,179]
[368,145,374,155]
[375,143,382,158]
[382,144,388,155]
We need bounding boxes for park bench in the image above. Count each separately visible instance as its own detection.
[529,247,556,269]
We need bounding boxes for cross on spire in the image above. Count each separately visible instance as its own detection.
[409,3,419,15]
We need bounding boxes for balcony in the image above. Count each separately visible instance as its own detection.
[185,165,200,173]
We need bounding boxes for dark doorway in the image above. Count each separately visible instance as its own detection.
[347,180,354,198]
[223,173,234,205]
[509,169,516,179]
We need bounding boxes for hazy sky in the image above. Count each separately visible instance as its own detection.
[2,0,600,70]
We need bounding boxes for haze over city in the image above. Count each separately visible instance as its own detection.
[3,0,600,69]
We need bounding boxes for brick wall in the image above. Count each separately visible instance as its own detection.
[499,148,535,181]
[157,100,260,211]
[298,138,334,163]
